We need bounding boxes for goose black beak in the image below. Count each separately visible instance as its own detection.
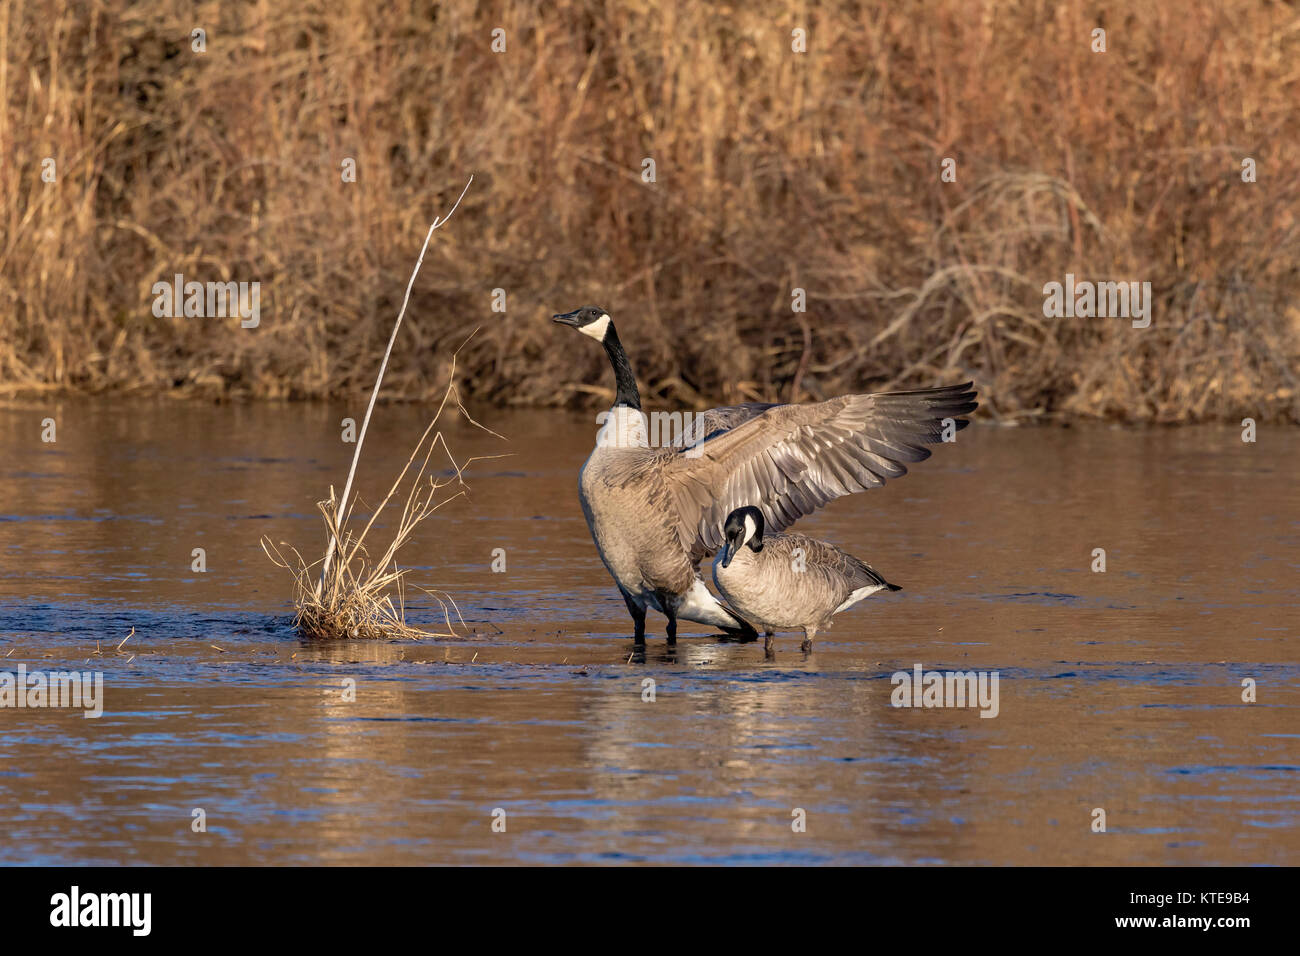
[552,310,582,328]
[720,540,736,569]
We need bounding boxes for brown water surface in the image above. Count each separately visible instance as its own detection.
[0,400,1296,864]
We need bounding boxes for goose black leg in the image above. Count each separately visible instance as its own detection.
[764,631,775,658]
[621,590,646,646]
[801,625,817,654]
[664,605,678,646]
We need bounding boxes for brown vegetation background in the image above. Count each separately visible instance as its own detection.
[1,0,1297,422]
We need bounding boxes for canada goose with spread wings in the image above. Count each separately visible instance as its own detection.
[553,305,976,646]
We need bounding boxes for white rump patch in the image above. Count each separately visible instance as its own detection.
[579,313,611,341]
[677,578,744,629]
[833,584,888,615]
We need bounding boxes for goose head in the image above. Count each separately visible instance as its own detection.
[552,306,612,342]
[553,305,642,410]
[720,506,765,568]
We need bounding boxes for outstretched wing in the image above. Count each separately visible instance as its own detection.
[663,382,978,562]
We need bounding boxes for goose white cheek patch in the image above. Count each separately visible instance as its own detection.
[742,514,757,546]
[580,314,611,341]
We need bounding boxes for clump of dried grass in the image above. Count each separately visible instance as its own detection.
[261,357,499,640]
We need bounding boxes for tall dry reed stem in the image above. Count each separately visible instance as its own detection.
[261,175,502,640]
[318,175,472,594]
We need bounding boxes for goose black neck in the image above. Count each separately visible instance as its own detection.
[602,325,641,410]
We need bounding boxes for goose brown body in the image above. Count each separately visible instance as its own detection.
[712,507,900,653]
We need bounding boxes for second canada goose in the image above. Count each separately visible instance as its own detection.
[713,506,900,654]
[552,305,976,647]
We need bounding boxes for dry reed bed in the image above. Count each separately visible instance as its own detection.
[2,1,1297,422]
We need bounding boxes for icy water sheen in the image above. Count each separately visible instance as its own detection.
[0,400,1296,865]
